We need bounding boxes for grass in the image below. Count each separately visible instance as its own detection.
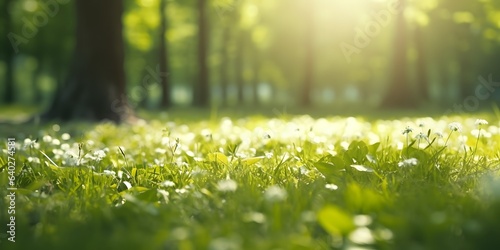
[1,109,500,250]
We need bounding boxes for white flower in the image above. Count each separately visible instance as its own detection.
[415,132,428,141]
[217,179,238,192]
[43,135,52,143]
[402,126,413,135]
[448,122,462,132]
[93,150,106,161]
[161,180,176,187]
[264,185,287,202]
[398,158,418,167]
[325,183,338,190]
[475,119,488,126]
[61,133,71,140]
[103,170,116,176]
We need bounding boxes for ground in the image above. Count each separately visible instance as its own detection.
[1,108,500,250]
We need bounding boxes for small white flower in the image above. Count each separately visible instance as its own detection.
[415,132,428,141]
[93,150,106,161]
[402,126,413,135]
[264,185,287,202]
[475,119,488,126]
[217,179,238,192]
[61,133,71,140]
[325,183,338,190]
[103,170,116,176]
[43,135,52,143]
[398,158,418,167]
[448,122,462,132]
[434,132,444,138]
[161,180,176,187]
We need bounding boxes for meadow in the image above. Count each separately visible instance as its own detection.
[1,109,500,250]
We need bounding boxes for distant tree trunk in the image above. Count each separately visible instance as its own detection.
[251,47,260,106]
[3,0,15,104]
[159,0,171,108]
[415,26,429,101]
[193,0,210,107]
[41,0,131,122]
[301,0,315,106]
[219,25,230,107]
[235,32,245,104]
[457,24,473,100]
[32,56,43,104]
[381,0,416,108]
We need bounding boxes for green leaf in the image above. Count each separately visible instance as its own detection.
[317,205,355,236]
[241,156,263,166]
[208,152,229,165]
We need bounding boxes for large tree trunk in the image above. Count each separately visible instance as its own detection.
[159,0,171,108]
[41,0,131,122]
[251,45,260,106]
[235,32,245,104]
[219,25,230,107]
[415,26,429,101]
[3,0,15,104]
[380,0,417,108]
[193,0,210,107]
[301,0,315,106]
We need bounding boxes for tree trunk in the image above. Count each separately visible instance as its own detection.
[301,0,315,106]
[251,48,260,106]
[193,0,210,107]
[380,0,416,108]
[219,25,230,107]
[415,26,429,101]
[3,0,15,104]
[41,0,131,122]
[159,0,171,108]
[235,32,245,104]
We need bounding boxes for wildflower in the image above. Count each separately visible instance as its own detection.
[434,132,444,138]
[102,170,116,176]
[93,150,106,161]
[415,132,428,141]
[61,133,71,140]
[475,119,488,126]
[398,158,418,167]
[402,126,413,135]
[161,180,175,187]
[448,122,462,132]
[264,185,287,202]
[217,179,238,192]
[325,183,338,190]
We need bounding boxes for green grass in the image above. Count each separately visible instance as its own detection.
[1,111,500,250]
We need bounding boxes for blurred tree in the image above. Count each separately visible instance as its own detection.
[381,0,417,108]
[2,0,15,104]
[301,0,315,106]
[159,0,171,108]
[414,25,429,101]
[193,0,210,107]
[219,23,231,106]
[235,30,245,104]
[42,0,131,122]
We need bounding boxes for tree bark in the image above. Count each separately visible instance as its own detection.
[219,25,230,107]
[193,0,210,107]
[235,32,245,104]
[159,0,171,108]
[3,0,15,104]
[415,26,429,101]
[41,0,131,122]
[380,0,417,108]
[301,0,315,106]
